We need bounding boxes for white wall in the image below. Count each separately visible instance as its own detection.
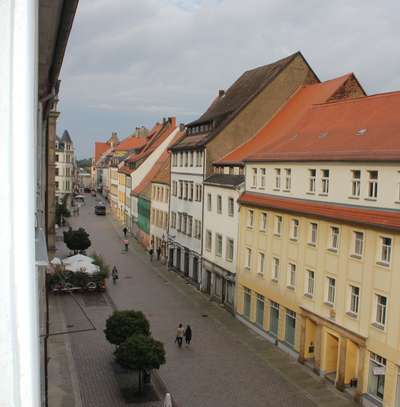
[246,162,400,209]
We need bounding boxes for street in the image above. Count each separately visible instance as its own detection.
[51,195,356,407]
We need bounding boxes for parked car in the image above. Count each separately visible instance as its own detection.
[83,187,91,193]
[91,190,96,197]
[95,203,106,215]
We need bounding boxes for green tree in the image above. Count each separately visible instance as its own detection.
[104,310,150,346]
[63,227,91,253]
[114,334,166,393]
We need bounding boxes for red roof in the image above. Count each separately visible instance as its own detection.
[239,192,400,231]
[114,136,147,152]
[247,90,400,162]
[118,165,134,175]
[216,74,355,165]
[94,142,109,162]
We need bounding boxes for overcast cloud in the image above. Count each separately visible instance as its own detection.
[58,0,400,159]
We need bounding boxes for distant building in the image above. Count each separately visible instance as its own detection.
[55,130,76,208]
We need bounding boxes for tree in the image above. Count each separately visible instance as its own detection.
[114,334,166,393]
[104,310,150,346]
[63,227,91,253]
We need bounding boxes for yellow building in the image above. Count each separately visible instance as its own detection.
[235,90,400,406]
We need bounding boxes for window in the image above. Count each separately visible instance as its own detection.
[274,168,281,189]
[287,263,296,287]
[189,183,194,201]
[196,151,202,167]
[184,152,188,167]
[173,153,177,166]
[274,215,282,236]
[228,197,234,217]
[182,214,187,234]
[306,270,314,297]
[327,277,336,304]
[270,301,279,336]
[207,193,212,211]
[260,212,267,232]
[379,237,392,265]
[252,168,257,188]
[290,219,299,240]
[285,310,296,346]
[184,182,188,200]
[177,213,182,232]
[351,170,361,197]
[226,239,234,261]
[330,226,340,251]
[272,257,279,280]
[353,231,364,257]
[368,353,386,401]
[179,181,183,198]
[247,210,254,228]
[216,234,223,257]
[189,151,193,167]
[256,294,265,327]
[309,223,318,245]
[187,216,193,236]
[349,286,360,315]
[217,195,222,214]
[308,169,316,193]
[243,288,251,318]
[258,252,265,275]
[284,168,291,191]
[179,152,183,166]
[196,184,202,202]
[321,169,330,194]
[375,294,387,327]
[260,168,266,188]
[368,170,378,199]
[196,220,202,239]
[245,248,252,269]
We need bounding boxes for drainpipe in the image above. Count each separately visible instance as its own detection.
[199,148,206,290]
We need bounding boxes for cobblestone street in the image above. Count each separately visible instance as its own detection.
[52,196,357,407]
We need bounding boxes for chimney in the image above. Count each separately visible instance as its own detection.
[168,117,176,128]
[163,117,167,125]
[219,89,225,97]
[179,123,185,132]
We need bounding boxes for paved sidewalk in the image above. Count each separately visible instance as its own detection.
[63,196,356,407]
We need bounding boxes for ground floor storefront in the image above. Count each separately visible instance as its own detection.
[167,241,201,287]
[236,284,400,406]
[201,259,235,313]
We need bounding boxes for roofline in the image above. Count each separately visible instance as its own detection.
[203,181,243,190]
[239,192,400,232]
[244,156,400,164]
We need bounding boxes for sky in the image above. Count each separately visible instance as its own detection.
[58,0,400,159]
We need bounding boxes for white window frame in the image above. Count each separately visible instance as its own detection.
[351,169,361,198]
[321,169,330,194]
[228,197,234,217]
[258,252,265,275]
[305,270,315,297]
[252,168,257,188]
[226,238,234,262]
[290,219,299,240]
[287,263,296,288]
[272,257,280,280]
[215,234,223,257]
[353,231,364,257]
[217,195,222,214]
[247,210,254,228]
[378,236,392,266]
[308,168,316,193]
[274,215,282,236]
[274,168,281,190]
[349,285,360,315]
[326,277,336,305]
[374,294,387,328]
[245,248,252,270]
[260,168,266,189]
[284,168,291,191]
[329,226,340,251]
[309,223,318,245]
[260,212,267,232]
[368,170,378,199]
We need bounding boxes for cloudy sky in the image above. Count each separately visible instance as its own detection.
[58,0,400,159]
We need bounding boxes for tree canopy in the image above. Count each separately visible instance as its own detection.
[63,227,91,252]
[104,310,150,346]
[114,334,165,371]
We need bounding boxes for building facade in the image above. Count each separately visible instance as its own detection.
[202,173,244,311]
[236,91,400,406]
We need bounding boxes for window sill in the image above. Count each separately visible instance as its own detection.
[319,193,328,197]
[306,191,315,195]
[274,234,281,238]
[289,238,298,243]
[304,293,314,299]
[244,267,251,272]
[226,258,233,263]
[256,272,264,278]
[324,301,334,308]
[365,197,377,202]
[246,226,254,230]
[350,254,362,260]
[259,228,266,233]
[307,242,316,247]
[395,201,400,205]
[346,311,358,319]
[273,188,281,192]
[283,189,291,193]
[271,278,278,283]
[286,285,295,291]
[371,322,385,331]
[376,261,390,268]
[327,248,338,254]
[348,195,360,200]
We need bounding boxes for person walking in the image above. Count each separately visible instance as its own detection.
[123,239,129,252]
[123,226,128,238]
[111,266,119,284]
[156,247,161,261]
[149,247,154,262]
[175,323,184,348]
[184,325,192,346]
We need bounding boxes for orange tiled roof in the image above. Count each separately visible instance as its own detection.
[118,165,134,175]
[216,74,354,166]
[94,142,109,162]
[239,192,400,231]
[247,90,400,162]
[114,136,147,152]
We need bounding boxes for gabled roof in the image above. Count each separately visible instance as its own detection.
[217,74,356,166]
[114,136,147,152]
[172,51,316,150]
[239,192,400,231]
[151,154,171,185]
[95,142,110,163]
[246,89,400,162]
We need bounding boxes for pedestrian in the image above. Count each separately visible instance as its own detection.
[111,266,119,284]
[184,325,192,346]
[175,323,184,348]
[156,247,161,261]
[123,226,128,238]
[149,247,154,262]
[123,239,129,252]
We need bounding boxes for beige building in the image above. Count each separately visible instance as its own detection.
[236,86,400,406]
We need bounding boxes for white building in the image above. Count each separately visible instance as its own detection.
[168,148,204,284]
[202,174,244,311]
[55,130,76,207]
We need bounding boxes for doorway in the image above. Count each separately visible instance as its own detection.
[325,333,339,381]
[184,251,189,276]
